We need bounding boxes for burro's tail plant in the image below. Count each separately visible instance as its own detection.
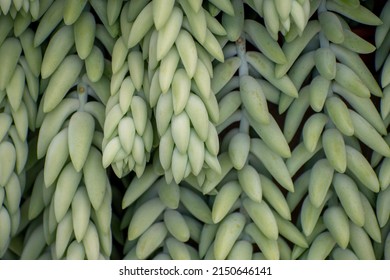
[0,0,390,260]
